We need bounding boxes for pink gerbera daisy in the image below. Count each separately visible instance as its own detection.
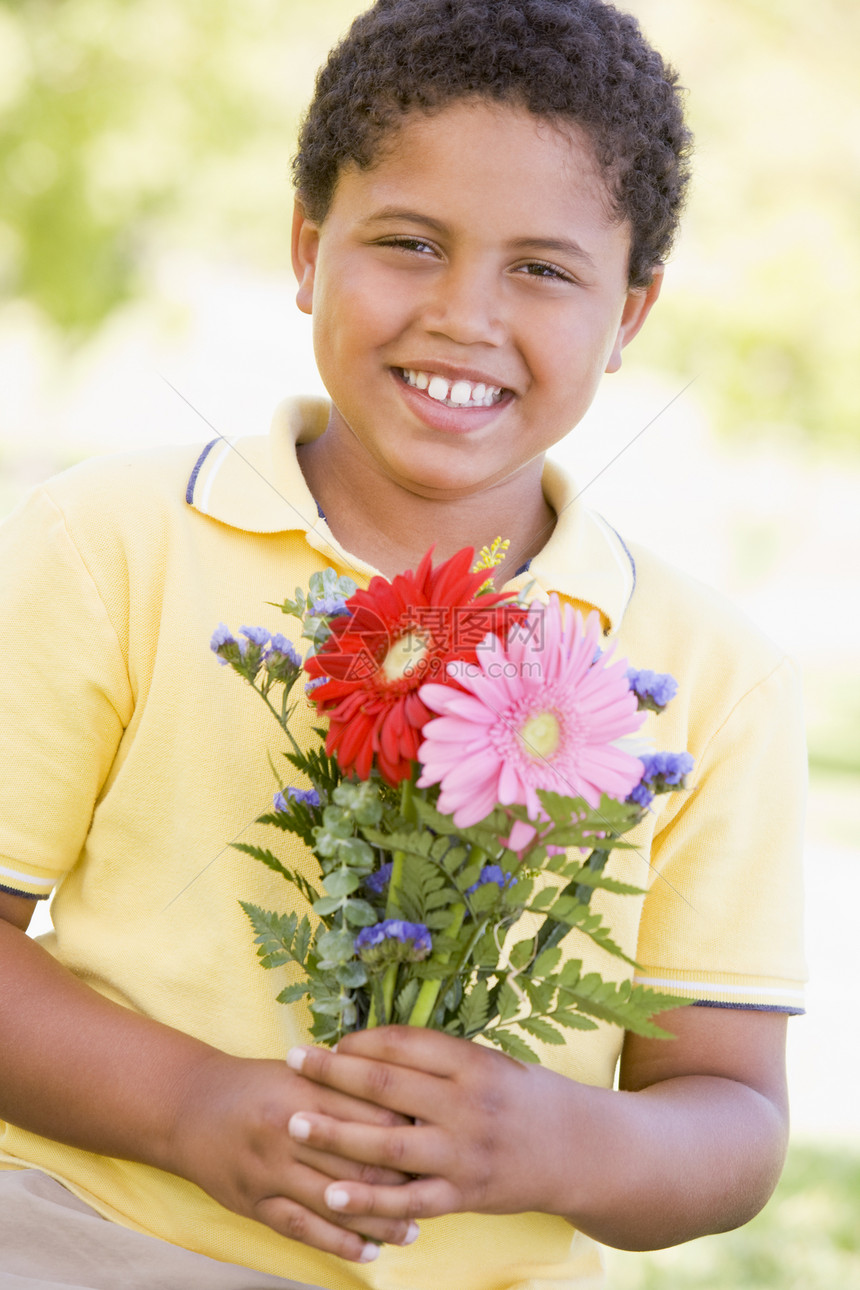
[416,597,646,849]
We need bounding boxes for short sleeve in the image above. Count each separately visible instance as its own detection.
[633,655,807,1012]
[0,488,133,898]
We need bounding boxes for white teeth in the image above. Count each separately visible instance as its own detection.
[449,380,473,405]
[402,369,503,408]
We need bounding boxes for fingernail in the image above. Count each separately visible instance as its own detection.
[285,1047,306,1072]
[288,1113,311,1141]
[403,1221,420,1245]
[359,1242,380,1263]
[326,1185,350,1211]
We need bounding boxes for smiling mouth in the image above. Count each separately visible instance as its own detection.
[397,368,508,409]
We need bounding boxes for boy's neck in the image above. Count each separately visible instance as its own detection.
[297,431,556,581]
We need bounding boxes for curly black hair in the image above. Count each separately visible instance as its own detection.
[292,0,692,287]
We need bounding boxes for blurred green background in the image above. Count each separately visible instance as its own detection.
[2,1,858,1284]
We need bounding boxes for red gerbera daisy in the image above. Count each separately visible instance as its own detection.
[304,546,525,784]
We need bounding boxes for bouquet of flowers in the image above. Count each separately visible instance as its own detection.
[212,542,693,1062]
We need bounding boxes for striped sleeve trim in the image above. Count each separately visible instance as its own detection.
[0,863,57,899]
[635,973,805,1011]
[0,883,45,901]
[693,1000,805,1016]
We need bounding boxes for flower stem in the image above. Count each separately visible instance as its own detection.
[369,779,420,1026]
[407,902,467,1028]
[400,775,417,824]
[536,848,611,955]
[366,977,385,1029]
[369,847,408,1024]
[258,688,304,760]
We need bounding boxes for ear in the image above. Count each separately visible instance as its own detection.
[291,199,321,316]
[605,267,664,374]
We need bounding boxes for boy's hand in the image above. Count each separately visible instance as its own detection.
[166,1050,420,1263]
[283,1010,790,1250]
[283,1027,565,1220]
[0,901,417,1265]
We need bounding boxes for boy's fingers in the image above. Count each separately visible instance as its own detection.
[317,1082,409,1128]
[288,1042,442,1118]
[290,1027,466,1082]
[291,1141,408,1188]
[254,1192,406,1263]
[323,1176,458,1222]
[253,1162,421,1256]
[337,1025,468,1076]
[289,1111,445,1179]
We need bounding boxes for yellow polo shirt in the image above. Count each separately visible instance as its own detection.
[0,398,806,1289]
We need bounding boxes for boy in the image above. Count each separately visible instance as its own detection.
[0,1,806,1287]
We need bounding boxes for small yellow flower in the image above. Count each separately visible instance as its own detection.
[473,537,510,594]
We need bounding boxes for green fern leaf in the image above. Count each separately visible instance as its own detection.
[277,982,310,1005]
[485,1028,539,1063]
[456,980,491,1036]
[393,979,421,1023]
[548,1010,599,1031]
[519,1016,566,1045]
[232,843,320,907]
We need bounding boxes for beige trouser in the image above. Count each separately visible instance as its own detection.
[0,1170,324,1290]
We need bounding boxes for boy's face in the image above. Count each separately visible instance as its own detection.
[293,99,660,502]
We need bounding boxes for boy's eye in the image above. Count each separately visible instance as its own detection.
[516,260,575,284]
[377,235,438,256]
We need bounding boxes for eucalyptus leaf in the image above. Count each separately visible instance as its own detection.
[311,996,354,1018]
[344,899,378,927]
[322,806,353,836]
[335,836,375,870]
[324,868,361,899]
[336,961,368,988]
[312,896,343,917]
[316,928,355,964]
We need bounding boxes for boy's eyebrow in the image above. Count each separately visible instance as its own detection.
[362,207,597,268]
[360,207,447,233]
[509,236,597,270]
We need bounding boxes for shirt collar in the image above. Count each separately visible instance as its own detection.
[185,397,634,634]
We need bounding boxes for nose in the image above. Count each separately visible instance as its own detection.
[419,258,507,348]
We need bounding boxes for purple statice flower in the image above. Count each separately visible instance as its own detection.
[354,919,432,964]
[267,634,302,668]
[305,676,328,695]
[627,781,655,810]
[240,625,271,648]
[626,668,679,713]
[211,624,268,679]
[364,861,393,896]
[466,863,517,895]
[288,786,321,809]
[210,623,238,664]
[633,751,694,803]
[264,633,303,681]
[310,596,350,618]
[273,786,321,813]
